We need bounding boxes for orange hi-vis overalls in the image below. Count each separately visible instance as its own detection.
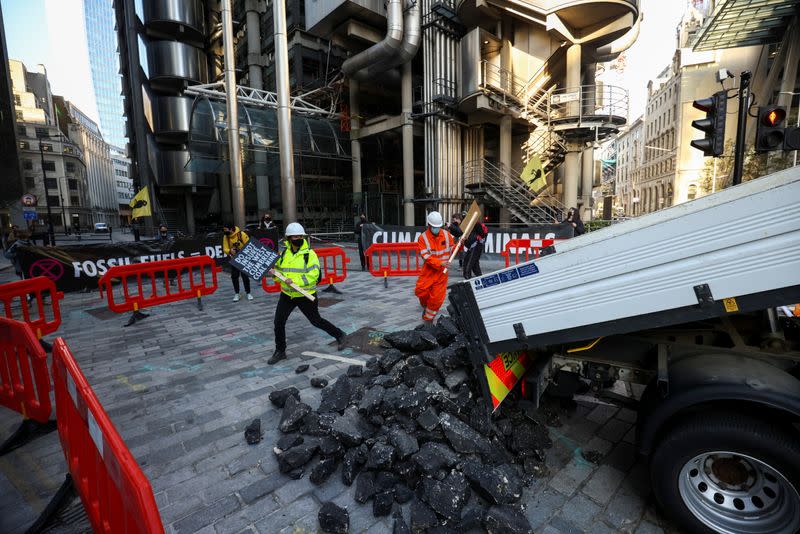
[415,228,454,321]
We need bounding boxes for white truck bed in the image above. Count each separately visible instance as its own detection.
[450,167,800,356]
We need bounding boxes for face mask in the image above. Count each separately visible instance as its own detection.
[290,238,304,247]
[223,230,231,236]
[430,227,441,236]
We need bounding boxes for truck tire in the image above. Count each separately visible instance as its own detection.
[650,411,800,534]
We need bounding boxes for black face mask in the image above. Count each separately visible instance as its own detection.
[290,238,304,247]
[223,230,231,236]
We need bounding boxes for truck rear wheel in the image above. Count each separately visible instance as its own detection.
[650,411,800,534]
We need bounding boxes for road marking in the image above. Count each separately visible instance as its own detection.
[301,351,365,366]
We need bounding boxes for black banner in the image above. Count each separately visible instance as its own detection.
[15,229,280,293]
[361,223,573,256]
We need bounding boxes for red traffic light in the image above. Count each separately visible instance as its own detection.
[761,107,786,127]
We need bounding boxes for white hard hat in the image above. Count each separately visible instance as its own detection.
[426,211,444,228]
[285,222,306,236]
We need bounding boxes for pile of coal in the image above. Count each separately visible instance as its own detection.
[270,317,555,533]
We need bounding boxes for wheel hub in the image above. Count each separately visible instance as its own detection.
[678,451,800,533]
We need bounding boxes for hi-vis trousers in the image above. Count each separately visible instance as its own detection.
[415,265,448,321]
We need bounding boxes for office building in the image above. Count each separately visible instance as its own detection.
[0,3,22,228]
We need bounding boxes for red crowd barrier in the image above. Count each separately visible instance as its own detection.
[365,243,423,287]
[262,246,350,294]
[0,318,52,424]
[52,338,164,533]
[501,238,555,267]
[98,256,221,314]
[0,277,64,339]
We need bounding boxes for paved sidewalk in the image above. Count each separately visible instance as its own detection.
[0,246,680,533]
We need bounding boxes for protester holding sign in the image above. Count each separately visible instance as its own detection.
[416,211,454,322]
[222,223,253,302]
[268,222,346,365]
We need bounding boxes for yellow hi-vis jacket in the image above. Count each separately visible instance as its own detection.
[223,227,250,255]
[273,239,320,297]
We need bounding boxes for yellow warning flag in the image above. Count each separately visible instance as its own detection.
[129,186,152,219]
[520,155,547,193]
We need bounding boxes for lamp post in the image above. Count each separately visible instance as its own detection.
[779,91,800,167]
[38,137,56,245]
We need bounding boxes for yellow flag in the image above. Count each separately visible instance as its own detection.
[129,186,152,219]
[520,155,547,193]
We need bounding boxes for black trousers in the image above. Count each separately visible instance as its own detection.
[231,267,251,294]
[274,292,344,351]
[463,242,484,279]
[358,241,366,269]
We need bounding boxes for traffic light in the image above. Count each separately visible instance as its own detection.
[690,91,727,157]
[784,123,800,150]
[755,106,786,152]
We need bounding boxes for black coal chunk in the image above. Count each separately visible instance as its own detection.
[461,460,523,505]
[403,364,441,389]
[416,407,440,431]
[276,441,319,473]
[384,330,438,352]
[269,386,300,408]
[389,428,419,460]
[420,471,470,520]
[468,403,493,437]
[319,436,344,458]
[439,413,492,455]
[483,505,532,534]
[276,433,303,451]
[319,376,353,414]
[366,442,395,470]
[310,457,339,485]
[380,349,405,372]
[410,498,439,531]
[300,412,335,437]
[311,377,329,388]
[458,508,487,530]
[395,388,431,417]
[393,509,411,534]
[436,317,460,345]
[244,419,262,445]
[444,369,469,391]
[358,385,385,416]
[295,364,310,374]
[375,471,400,492]
[287,467,305,479]
[355,471,377,503]
[330,407,372,447]
[412,442,459,476]
[373,490,394,517]
[510,422,551,456]
[346,365,364,377]
[318,501,349,534]
[393,483,414,504]
[280,395,312,433]
[342,444,368,486]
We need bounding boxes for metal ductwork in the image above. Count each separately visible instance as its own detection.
[341,0,404,77]
[594,12,643,63]
[352,0,421,80]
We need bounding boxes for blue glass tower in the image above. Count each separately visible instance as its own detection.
[84,0,127,151]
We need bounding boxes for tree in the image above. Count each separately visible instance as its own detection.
[699,140,794,194]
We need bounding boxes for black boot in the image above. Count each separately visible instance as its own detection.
[268,349,287,364]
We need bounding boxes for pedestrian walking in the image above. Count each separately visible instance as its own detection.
[415,211,453,322]
[259,212,276,231]
[355,213,368,271]
[462,219,488,280]
[448,214,463,268]
[131,218,140,241]
[559,207,585,236]
[4,230,32,280]
[268,222,346,364]
[222,222,253,302]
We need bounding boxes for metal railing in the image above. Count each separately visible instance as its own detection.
[534,85,630,124]
[479,61,527,104]
[464,159,565,224]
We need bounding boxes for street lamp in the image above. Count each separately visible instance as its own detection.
[779,91,799,166]
[38,135,56,246]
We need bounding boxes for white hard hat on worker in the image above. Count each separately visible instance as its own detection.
[285,222,305,236]
[426,211,444,233]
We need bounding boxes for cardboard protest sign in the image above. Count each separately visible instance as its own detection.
[229,239,280,282]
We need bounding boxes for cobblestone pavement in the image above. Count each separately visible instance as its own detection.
[0,248,681,534]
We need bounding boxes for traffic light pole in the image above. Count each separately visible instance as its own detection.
[732,71,751,186]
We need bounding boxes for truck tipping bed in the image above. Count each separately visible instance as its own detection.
[449,168,800,362]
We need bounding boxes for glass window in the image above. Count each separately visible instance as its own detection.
[41,143,53,152]
[45,178,58,190]
[35,127,49,138]
[66,162,76,172]
[16,110,23,121]
[25,176,35,188]
[48,195,60,207]
[17,125,26,136]
[23,159,33,170]
[71,196,80,206]
[13,94,20,106]
[42,161,56,172]
[68,178,78,190]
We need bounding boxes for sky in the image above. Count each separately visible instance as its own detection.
[1,0,687,125]
[2,0,99,122]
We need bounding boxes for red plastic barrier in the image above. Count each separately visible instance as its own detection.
[262,246,350,294]
[0,277,64,339]
[52,338,164,533]
[501,238,555,267]
[98,256,221,313]
[0,318,52,423]
[365,243,424,282]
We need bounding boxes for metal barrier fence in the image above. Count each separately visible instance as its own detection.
[365,242,424,287]
[0,318,55,455]
[50,337,164,533]
[0,277,64,339]
[501,238,556,267]
[98,256,221,326]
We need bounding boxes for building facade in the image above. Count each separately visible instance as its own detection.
[10,60,92,231]
[84,0,128,151]
[613,116,643,216]
[112,148,134,224]
[0,2,22,229]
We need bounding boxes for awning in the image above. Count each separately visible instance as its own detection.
[692,0,799,51]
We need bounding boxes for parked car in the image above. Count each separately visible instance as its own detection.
[94,222,109,233]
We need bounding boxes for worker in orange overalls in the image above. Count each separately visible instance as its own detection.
[415,211,454,322]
